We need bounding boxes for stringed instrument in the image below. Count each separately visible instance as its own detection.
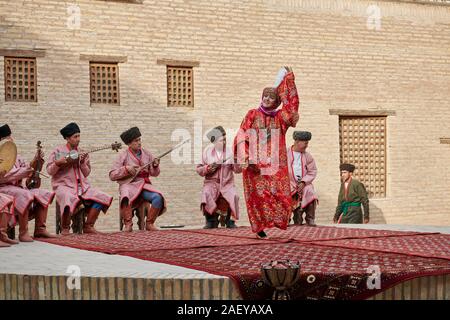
[118,139,190,185]
[26,141,44,189]
[55,142,122,161]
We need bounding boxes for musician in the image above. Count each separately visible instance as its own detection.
[0,162,18,247]
[287,131,318,226]
[46,122,113,235]
[196,126,241,229]
[333,163,369,224]
[0,124,56,241]
[109,127,166,232]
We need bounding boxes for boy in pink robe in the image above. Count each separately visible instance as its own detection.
[196,126,242,229]
[46,122,113,235]
[286,131,318,226]
[109,127,166,232]
[0,124,56,242]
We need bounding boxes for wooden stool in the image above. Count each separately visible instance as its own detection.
[119,201,149,231]
[55,201,86,235]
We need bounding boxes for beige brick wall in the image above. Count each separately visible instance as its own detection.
[1,0,449,232]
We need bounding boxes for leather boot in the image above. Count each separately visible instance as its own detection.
[145,206,160,231]
[33,205,58,238]
[0,212,18,245]
[83,207,102,234]
[225,212,237,229]
[18,210,34,242]
[305,201,317,227]
[121,204,133,232]
[61,212,71,236]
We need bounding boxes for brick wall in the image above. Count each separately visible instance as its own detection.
[1,0,449,231]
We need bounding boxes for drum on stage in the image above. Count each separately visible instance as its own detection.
[0,140,17,174]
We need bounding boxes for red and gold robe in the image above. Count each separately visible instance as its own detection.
[234,71,299,233]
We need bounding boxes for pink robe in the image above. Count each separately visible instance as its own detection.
[0,193,14,216]
[196,145,242,220]
[0,156,55,215]
[109,148,167,213]
[46,144,113,216]
[286,146,318,209]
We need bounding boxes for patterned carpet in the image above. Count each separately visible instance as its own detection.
[38,225,450,300]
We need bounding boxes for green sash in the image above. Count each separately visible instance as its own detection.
[341,201,361,216]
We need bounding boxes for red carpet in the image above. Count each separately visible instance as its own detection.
[38,225,450,300]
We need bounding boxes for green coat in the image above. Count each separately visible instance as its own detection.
[334,178,369,224]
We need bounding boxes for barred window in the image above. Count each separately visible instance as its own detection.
[167,66,193,107]
[339,116,387,198]
[4,57,37,102]
[90,62,119,105]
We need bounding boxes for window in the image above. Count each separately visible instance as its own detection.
[4,57,37,102]
[90,62,119,105]
[339,116,387,198]
[167,66,193,107]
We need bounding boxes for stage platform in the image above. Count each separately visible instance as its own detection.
[0,224,449,300]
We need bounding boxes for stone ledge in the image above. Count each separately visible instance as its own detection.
[378,0,450,6]
[0,49,46,58]
[329,109,396,116]
[157,59,200,68]
[94,0,144,4]
[80,54,127,63]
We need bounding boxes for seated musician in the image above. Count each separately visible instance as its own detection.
[46,122,113,235]
[0,191,16,247]
[109,127,166,232]
[196,126,242,229]
[287,131,318,226]
[0,124,56,241]
[0,160,17,246]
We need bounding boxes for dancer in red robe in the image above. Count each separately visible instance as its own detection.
[234,66,299,239]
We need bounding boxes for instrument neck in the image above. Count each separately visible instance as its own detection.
[84,145,110,154]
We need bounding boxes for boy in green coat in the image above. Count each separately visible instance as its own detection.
[333,163,369,224]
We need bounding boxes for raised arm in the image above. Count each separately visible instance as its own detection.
[277,68,299,130]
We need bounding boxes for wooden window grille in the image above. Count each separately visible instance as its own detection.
[90,62,119,105]
[4,57,37,102]
[339,116,387,198]
[167,66,193,107]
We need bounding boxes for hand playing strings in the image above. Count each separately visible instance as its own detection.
[152,158,160,168]
[126,165,139,176]
[207,162,219,174]
[79,152,89,163]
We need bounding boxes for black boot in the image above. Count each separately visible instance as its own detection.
[225,212,237,228]
[203,214,216,229]
[256,230,268,239]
